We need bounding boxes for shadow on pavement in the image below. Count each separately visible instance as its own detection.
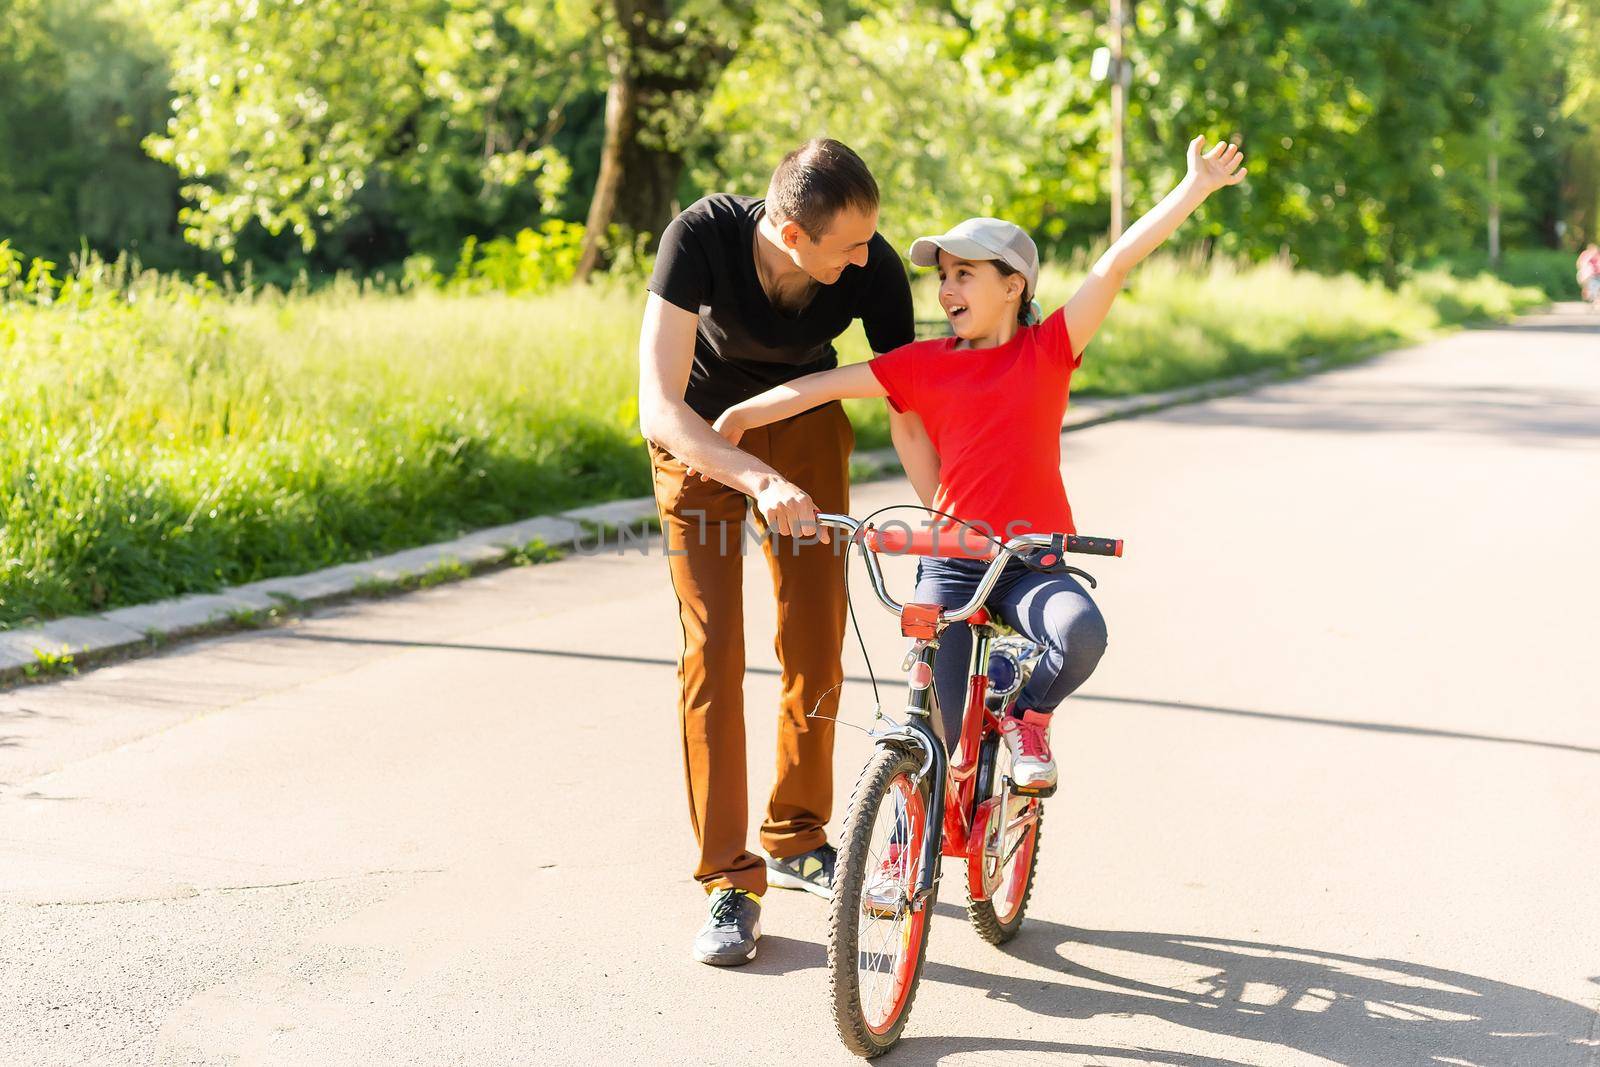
[276,633,1600,759]
[894,1036,1261,1066]
[742,933,825,976]
[1071,694,1600,758]
[909,906,1600,1067]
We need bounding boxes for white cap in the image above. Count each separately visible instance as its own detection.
[909,217,1039,298]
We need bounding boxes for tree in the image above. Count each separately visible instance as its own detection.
[142,0,600,263]
[575,0,754,280]
[1555,0,1600,242]
[0,0,188,267]
[697,0,1102,255]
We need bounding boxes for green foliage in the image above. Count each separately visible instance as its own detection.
[5,0,1595,281]
[1432,248,1585,300]
[1400,268,1547,325]
[698,0,1598,280]
[351,558,472,598]
[699,2,1103,253]
[456,221,585,293]
[23,646,78,679]
[403,221,648,294]
[142,0,602,262]
[0,0,190,269]
[511,539,567,565]
[1015,0,1582,276]
[225,604,291,629]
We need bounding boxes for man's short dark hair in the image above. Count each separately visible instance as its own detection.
[765,138,879,240]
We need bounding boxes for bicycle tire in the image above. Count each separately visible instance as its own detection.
[827,745,936,1057]
[966,734,1044,944]
[966,807,1043,944]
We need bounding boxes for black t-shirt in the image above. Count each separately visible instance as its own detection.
[647,193,915,420]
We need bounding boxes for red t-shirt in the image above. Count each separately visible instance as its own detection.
[869,307,1079,542]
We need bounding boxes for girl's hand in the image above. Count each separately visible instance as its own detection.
[1185,135,1247,195]
[684,412,746,482]
[711,411,746,448]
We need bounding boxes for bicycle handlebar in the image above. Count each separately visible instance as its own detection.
[814,513,1122,626]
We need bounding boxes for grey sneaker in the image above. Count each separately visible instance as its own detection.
[861,843,912,918]
[692,889,761,966]
[765,843,836,899]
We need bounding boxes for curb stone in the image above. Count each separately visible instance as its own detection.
[0,358,1317,682]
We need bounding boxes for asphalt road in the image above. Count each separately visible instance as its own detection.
[3,306,1598,1066]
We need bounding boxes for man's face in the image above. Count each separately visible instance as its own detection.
[780,207,878,284]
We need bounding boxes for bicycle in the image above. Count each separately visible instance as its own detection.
[812,511,1123,1057]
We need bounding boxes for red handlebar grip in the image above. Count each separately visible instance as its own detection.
[861,524,997,559]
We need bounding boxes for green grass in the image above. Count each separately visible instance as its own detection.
[1430,247,1583,302]
[350,558,473,598]
[23,645,77,679]
[2,270,649,627]
[0,255,1543,629]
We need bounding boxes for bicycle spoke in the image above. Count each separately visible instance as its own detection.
[852,770,924,1031]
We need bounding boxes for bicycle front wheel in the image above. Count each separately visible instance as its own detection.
[827,745,935,1057]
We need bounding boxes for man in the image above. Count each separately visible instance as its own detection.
[637,139,927,966]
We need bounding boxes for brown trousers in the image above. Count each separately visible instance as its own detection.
[647,401,853,895]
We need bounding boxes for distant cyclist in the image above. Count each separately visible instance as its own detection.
[1578,243,1600,308]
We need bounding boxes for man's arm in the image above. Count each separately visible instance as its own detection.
[888,409,940,508]
[637,294,826,539]
[1064,136,1247,352]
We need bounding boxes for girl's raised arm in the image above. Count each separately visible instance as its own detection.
[712,362,886,447]
[1064,135,1246,353]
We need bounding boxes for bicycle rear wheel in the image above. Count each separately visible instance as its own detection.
[827,745,935,1057]
[967,733,1044,944]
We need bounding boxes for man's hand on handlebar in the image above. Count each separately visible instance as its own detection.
[753,474,829,543]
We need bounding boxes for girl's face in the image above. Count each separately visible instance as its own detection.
[936,250,1025,340]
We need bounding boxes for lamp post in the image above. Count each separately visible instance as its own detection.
[1092,0,1130,242]
[1488,115,1502,269]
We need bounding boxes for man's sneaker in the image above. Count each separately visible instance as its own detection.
[765,843,836,899]
[692,888,761,966]
[861,844,911,918]
[999,709,1058,795]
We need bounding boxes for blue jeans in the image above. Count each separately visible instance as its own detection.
[913,551,1109,747]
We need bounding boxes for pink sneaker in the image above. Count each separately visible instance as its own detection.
[999,709,1057,793]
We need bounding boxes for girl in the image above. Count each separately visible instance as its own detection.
[712,135,1248,791]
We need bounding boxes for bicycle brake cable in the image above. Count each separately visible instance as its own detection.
[810,502,1010,732]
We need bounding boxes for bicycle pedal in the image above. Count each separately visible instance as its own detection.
[1007,778,1057,799]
